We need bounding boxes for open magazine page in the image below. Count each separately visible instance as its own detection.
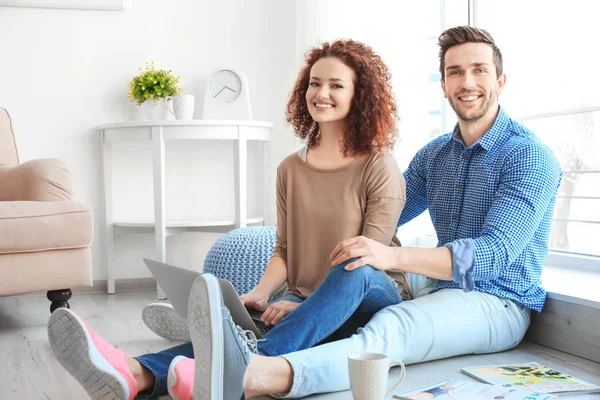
[394,379,553,400]
[461,362,600,394]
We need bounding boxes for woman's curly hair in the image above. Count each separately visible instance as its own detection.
[286,39,398,156]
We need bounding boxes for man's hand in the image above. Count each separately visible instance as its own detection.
[330,235,396,271]
[240,290,269,312]
[261,300,300,326]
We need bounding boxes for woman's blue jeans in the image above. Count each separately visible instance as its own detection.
[134,260,402,397]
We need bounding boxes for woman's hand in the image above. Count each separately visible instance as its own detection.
[330,235,396,271]
[261,300,301,326]
[240,290,269,311]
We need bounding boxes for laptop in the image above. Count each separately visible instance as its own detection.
[143,258,272,338]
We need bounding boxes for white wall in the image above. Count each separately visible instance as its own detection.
[0,0,298,280]
[1,0,461,283]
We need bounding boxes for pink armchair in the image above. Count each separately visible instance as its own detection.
[0,108,93,312]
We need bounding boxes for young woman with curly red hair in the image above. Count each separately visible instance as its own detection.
[239,39,413,357]
[45,40,412,400]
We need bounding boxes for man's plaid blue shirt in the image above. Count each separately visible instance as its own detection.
[398,107,562,312]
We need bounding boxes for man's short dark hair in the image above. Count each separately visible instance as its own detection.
[438,26,503,79]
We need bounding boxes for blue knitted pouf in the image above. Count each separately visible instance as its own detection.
[203,226,277,295]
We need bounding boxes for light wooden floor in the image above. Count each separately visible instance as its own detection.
[1,291,599,400]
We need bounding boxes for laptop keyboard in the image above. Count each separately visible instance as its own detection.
[253,318,272,336]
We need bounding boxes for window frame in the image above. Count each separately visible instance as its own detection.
[403,1,600,276]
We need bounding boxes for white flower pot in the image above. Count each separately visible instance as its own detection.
[140,98,176,120]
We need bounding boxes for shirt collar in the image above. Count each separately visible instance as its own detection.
[450,106,511,151]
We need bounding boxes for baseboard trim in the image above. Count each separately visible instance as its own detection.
[526,297,600,363]
[75,278,158,294]
[5,278,158,299]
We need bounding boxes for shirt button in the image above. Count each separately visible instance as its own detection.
[451,214,457,220]
[456,184,462,190]
[463,154,468,160]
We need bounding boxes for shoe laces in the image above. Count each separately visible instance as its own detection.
[235,325,265,355]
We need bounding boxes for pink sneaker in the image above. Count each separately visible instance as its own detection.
[168,355,195,400]
[48,308,139,400]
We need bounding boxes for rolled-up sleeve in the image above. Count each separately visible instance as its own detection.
[445,238,476,291]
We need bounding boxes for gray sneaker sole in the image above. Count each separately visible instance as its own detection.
[142,303,191,342]
[48,308,129,400]
[188,274,224,400]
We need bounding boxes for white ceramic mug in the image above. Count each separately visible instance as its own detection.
[151,97,176,120]
[163,96,176,120]
[348,353,405,400]
[173,94,195,120]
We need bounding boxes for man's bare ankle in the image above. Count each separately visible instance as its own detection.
[244,355,293,397]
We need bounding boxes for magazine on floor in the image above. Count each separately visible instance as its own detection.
[393,378,553,400]
[460,361,600,394]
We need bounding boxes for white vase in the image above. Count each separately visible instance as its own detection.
[141,98,176,120]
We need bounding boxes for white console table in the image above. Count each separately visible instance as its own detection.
[99,120,273,296]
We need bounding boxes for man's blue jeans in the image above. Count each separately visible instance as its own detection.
[280,281,532,398]
[133,260,402,397]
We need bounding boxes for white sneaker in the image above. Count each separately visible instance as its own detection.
[141,303,191,342]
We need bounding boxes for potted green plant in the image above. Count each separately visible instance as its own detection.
[127,61,180,120]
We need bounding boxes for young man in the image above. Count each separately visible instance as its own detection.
[184,26,563,399]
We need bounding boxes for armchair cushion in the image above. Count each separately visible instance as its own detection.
[0,158,72,202]
[0,201,93,254]
[0,108,93,304]
[0,107,18,166]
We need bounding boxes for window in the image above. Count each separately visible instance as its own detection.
[518,110,600,258]
[393,0,468,243]
[476,0,600,259]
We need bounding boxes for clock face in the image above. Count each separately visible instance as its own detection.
[208,69,242,103]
